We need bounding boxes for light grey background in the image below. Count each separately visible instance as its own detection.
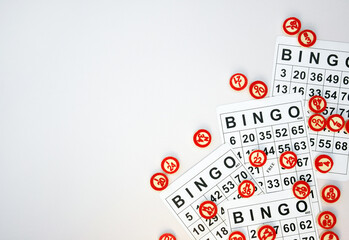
[0,0,348,239]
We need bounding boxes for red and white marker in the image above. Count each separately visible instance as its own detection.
[326,114,345,132]
[298,29,317,48]
[199,201,218,219]
[345,119,349,134]
[249,150,267,168]
[193,129,212,148]
[309,96,327,113]
[159,233,176,240]
[320,231,339,240]
[283,17,301,36]
[161,156,180,174]
[322,185,341,203]
[314,155,333,174]
[230,73,248,91]
[292,180,311,199]
[318,211,337,229]
[229,231,246,240]
[279,151,297,169]
[238,180,255,198]
[150,173,169,191]
[249,81,268,99]
[308,114,326,132]
[257,225,276,240]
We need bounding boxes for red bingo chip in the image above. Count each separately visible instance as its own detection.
[249,81,268,99]
[322,185,341,203]
[229,231,246,240]
[199,201,218,219]
[161,156,180,174]
[150,173,168,191]
[159,233,176,240]
[308,114,326,132]
[279,151,297,169]
[345,119,349,133]
[298,29,317,48]
[283,17,301,35]
[249,150,267,168]
[320,231,339,240]
[292,180,311,199]
[257,225,276,240]
[314,155,333,174]
[238,180,255,198]
[193,129,211,148]
[318,211,337,229]
[230,73,248,91]
[309,96,327,113]
[326,114,345,132]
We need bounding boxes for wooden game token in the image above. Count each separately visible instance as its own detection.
[298,29,317,48]
[314,155,333,174]
[318,211,337,229]
[326,114,345,132]
[292,180,311,199]
[159,233,176,240]
[345,119,349,133]
[308,114,326,132]
[229,231,246,240]
[257,225,276,240]
[238,180,255,198]
[320,231,339,240]
[283,17,301,35]
[279,151,297,169]
[199,200,218,219]
[309,96,327,113]
[321,185,340,203]
[249,81,268,99]
[249,150,267,168]
[193,129,211,148]
[230,73,248,91]
[150,173,169,191]
[161,156,180,174]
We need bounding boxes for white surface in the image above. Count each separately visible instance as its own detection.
[0,1,348,239]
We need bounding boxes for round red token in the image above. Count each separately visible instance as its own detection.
[257,225,276,240]
[314,155,333,174]
[283,17,301,35]
[230,73,248,91]
[320,231,339,240]
[318,211,337,229]
[298,29,317,47]
[159,233,176,240]
[161,156,180,174]
[322,185,341,203]
[229,231,246,240]
[279,151,297,169]
[199,201,218,219]
[292,180,311,199]
[249,81,268,99]
[249,150,267,168]
[150,173,169,191]
[345,119,349,134]
[308,114,326,132]
[193,129,212,148]
[326,114,345,132]
[309,96,327,113]
[238,180,255,198]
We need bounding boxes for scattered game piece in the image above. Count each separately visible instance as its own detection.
[161,156,180,174]
[345,119,349,133]
[150,173,169,191]
[322,185,341,203]
[279,151,297,169]
[249,150,267,168]
[198,200,218,219]
[230,73,248,91]
[308,96,327,113]
[292,180,311,199]
[308,114,326,132]
[282,17,301,36]
[320,231,339,240]
[238,180,255,198]
[249,81,268,99]
[298,29,317,47]
[314,155,333,174]
[257,225,276,240]
[326,114,345,132]
[159,233,176,240]
[193,129,212,148]
[228,231,246,240]
[318,211,337,229]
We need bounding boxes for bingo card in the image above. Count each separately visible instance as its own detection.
[216,95,321,215]
[160,144,264,240]
[271,36,349,181]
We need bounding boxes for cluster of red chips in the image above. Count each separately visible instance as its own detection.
[229,73,268,99]
[283,17,317,48]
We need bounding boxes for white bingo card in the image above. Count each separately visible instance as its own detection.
[216,95,321,215]
[224,190,320,240]
[271,36,349,181]
[160,144,264,240]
